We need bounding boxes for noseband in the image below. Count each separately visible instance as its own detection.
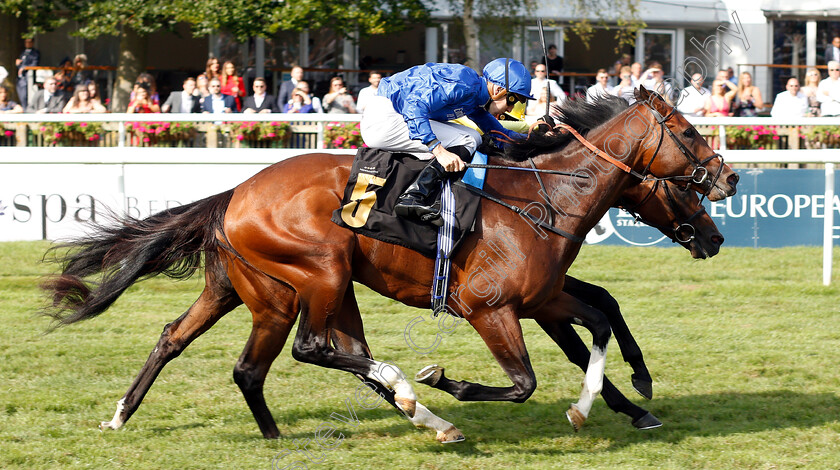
[617,179,705,244]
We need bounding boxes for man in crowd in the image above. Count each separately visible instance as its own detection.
[26,77,66,113]
[541,44,564,83]
[770,77,808,118]
[355,70,382,114]
[530,63,564,103]
[824,35,840,65]
[677,73,709,117]
[242,77,280,113]
[817,60,840,116]
[202,78,236,114]
[277,65,304,110]
[16,38,40,109]
[161,77,201,113]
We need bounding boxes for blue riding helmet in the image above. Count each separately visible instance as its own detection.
[482,58,535,104]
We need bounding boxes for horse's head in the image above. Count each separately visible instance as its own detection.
[618,179,723,259]
[636,86,739,202]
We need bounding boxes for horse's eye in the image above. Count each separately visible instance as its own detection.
[683,128,695,139]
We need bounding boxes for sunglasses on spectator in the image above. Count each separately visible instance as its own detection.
[535,69,546,73]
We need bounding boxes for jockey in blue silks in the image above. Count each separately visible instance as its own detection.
[360,58,534,225]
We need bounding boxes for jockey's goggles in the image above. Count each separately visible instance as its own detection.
[506,92,529,106]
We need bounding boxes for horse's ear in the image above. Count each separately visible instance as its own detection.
[638,85,649,101]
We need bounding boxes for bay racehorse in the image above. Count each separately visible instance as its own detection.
[42,88,737,441]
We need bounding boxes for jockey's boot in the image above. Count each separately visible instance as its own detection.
[394,158,447,226]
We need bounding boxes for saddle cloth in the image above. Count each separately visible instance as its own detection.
[331,147,481,259]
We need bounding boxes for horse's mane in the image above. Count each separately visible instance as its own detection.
[499,93,631,162]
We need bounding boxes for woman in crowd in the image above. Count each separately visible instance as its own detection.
[87,81,106,109]
[525,88,551,117]
[126,85,160,113]
[196,74,210,106]
[802,67,822,117]
[220,61,246,112]
[284,87,314,113]
[296,80,322,112]
[70,54,92,91]
[704,80,735,117]
[322,76,357,114]
[63,85,107,113]
[205,58,221,81]
[731,71,764,116]
[0,85,23,113]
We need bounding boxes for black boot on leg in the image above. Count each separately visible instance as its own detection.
[395,158,447,225]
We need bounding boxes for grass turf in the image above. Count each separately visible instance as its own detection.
[1,241,839,469]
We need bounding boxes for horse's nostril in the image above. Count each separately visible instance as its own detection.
[711,234,724,245]
[727,173,740,186]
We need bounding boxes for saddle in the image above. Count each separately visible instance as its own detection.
[331,147,482,259]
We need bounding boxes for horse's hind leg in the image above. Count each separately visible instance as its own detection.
[330,285,464,443]
[537,320,661,430]
[228,263,300,439]
[563,276,653,399]
[100,256,241,431]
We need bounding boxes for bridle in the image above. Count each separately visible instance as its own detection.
[639,93,725,205]
[616,179,705,244]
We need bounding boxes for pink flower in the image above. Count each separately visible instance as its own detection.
[351,130,360,136]
[40,126,46,132]
[4,130,13,137]
[350,145,357,149]
[752,135,759,140]
[270,121,278,126]
[80,122,87,127]
[66,122,74,126]
[758,146,765,150]
[54,133,62,139]
[266,132,276,138]
[92,134,100,140]
[143,137,151,142]
[772,135,779,140]
[236,134,244,141]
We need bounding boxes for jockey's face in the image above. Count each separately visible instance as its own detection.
[487,84,514,116]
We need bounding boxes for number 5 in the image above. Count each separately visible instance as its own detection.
[340,173,387,228]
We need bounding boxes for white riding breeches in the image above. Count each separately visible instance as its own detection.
[360,96,482,160]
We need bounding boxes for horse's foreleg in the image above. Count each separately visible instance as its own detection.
[100,276,240,431]
[524,293,611,431]
[563,276,653,399]
[536,320,661,430]
[421,307,538,403]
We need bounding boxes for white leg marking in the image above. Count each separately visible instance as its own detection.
[99,397,126,431]
[572,344,607,419]
[408,403,464,443]
[368,361,417,417]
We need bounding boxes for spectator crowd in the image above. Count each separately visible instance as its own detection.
[3,36,840,119]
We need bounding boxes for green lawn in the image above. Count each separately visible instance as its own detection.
[1,241,839,469]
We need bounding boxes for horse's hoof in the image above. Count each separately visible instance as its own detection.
[395,396,416,419]
[566,404,586,432]
[99,421,117,431]
[415,365,444,386]
[631,374,653,400]
[436,426,465,444]
[631,412,662,430]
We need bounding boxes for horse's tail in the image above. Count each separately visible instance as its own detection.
[41,189,235,327]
